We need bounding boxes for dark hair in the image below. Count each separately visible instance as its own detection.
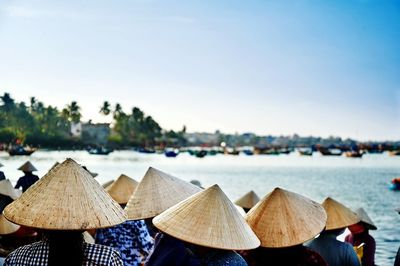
[45,230,84,266]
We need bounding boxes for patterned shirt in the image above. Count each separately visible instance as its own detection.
[4,240,123,266]
[15,173,39,192]
[96,220,154,266]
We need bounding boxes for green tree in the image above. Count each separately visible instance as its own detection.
[100,101,111,116]
[62,101,81,123]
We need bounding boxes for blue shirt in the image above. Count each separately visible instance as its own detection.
[307,232,360,266]
[96,220,153,266]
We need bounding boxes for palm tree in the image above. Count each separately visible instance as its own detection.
[100,101,111,116]
[113,103,124,119]
[62,101,81,123]
[0,93,15,111]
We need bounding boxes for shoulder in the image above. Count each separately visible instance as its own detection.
[84,243,122,265]
[5,241,48,265]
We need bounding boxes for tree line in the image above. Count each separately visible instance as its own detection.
[0,93,186,148]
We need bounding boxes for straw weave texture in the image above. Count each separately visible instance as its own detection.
[235,191,260,209]
[125,167,201,220]
[153,184,260,250]
[106,174,138,204]
[4,158,126,230]
[0,214,20,235]
[246,187,327,248]
[322,197,360,230]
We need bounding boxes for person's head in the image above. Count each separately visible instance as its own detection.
[44,230,84,266]
[348,222,366,234]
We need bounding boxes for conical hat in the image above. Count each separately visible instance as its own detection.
[102,180,114,189]
[153,184,260,250]
[4,158,126,230]
[0,179,22,200]
[0,214,20,235]
[18,161,37,172]
[322,197,360,230]
[106,174,139,204]
[246,188,327,248]
[125,167,202,220]
[355,208,377,230]
[235,191,260,209]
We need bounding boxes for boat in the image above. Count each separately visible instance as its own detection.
[165,149,179,158]
[88,147,113,155]
[390,178,400,191]
[243,149,254,156]
[138,147,156,154]
[298,148,313,156]
[345,151,363,158]
[8,146,36,156]
[389,150,400,156]
[318,147,342,156]
[195,150,207,158]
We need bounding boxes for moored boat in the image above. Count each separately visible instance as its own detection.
[345,150,364,158]
[8,146,36,156]
[88,147,113,155]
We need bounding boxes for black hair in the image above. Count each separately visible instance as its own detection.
[44,230,84,266]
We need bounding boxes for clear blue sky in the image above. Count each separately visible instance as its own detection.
[0,0,399,141]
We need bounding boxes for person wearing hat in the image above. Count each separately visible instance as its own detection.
[0,163,6,181]
[3,158,126,266]
[243,188,328,265]
[14,161,39,192]
[95,174,153,266]
[307,197,361,266]
[235,190,260,213]
[148,184,260,266]
[345,208,377,266]
[125,167,202,238]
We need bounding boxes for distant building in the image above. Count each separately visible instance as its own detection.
[185,132,221,146]
[70,122,82,137]
[81,122,110,145]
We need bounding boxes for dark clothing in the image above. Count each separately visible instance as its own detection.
[0,194,13,213]
[95,220,154,266]
[0,171,5,181]
[243,245,327,266]
[307,232,360,266]
[15,173,39,192]
[201,250,247,266]
[395,246,400,266]
[145,233,199,266]
[345,231,375,266]
[4,240,123,265]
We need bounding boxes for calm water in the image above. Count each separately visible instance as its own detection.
[1,150,400,265]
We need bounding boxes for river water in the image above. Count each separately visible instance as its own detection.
[0,150,399,265]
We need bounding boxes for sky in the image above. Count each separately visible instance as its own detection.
[0,0,399,141]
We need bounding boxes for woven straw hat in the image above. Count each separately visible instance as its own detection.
[0,179,22,200]
[125,167,202,220]
[18,161,37,172]
[322,197,360,230]
[0,214,20,235]
[106,174,138,204]
[102,180,114,189]
[4,158,126,230]
[246,188,327,248]
[355,208,377,230]
[235,191,260,209]
[49,162,60,171]
[153,184,260,250]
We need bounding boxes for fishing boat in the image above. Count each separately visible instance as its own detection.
[389,150,400,156]
[8,146,36,156]
[345,150,363,158]
[195,150,207,158]
[390,178,400,191]
[138,147,156,154]
[318,147,342,156]
[165,149,179,158]
[298,148,313,156]
[88,147,113,155]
